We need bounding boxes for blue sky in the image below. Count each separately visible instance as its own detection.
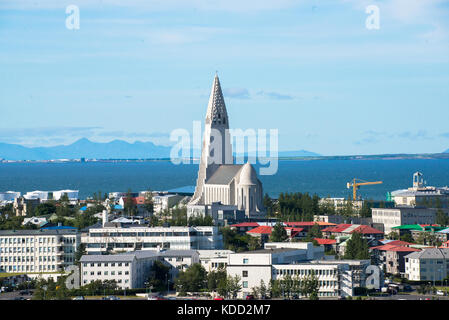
[1,0,449,156]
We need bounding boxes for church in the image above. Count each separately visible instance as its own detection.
[187,74,265,222]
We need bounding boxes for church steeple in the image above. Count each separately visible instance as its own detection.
[205,73,228,126]
[189,74,233,205]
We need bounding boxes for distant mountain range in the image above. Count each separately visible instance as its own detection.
[0,139,321,161]
[0,138,172,160]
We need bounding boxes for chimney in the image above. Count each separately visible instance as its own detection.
[102,210,108,227]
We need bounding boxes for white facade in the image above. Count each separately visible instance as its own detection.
[372,207,443,234]
[188,75,265,219]
[198,249,234,272]
[82,224,223,254]
[153,194,184,213]
[24,190,79,201]
[0,191,21,202]
[405,248,449,281]
[80,250,158,289]
[226,246,369,298]
[0,229,80,273]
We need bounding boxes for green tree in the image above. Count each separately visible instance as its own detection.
[124,189,137,216]
[148,260,171,292]
[176,263,207,293]
[306,223,322,241]
[270,222,288,242]
[344,232,370,260]
[300,271,319,300]
[207,269,227,292]
[34,202,57,216]
[436,209,449,226]
[144,191,154,216]
[217,275,242,299]
[74,243,86,265]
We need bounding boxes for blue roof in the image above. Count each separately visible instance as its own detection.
[42,226,77,230]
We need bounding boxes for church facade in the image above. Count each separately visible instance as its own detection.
[187,74,265,222]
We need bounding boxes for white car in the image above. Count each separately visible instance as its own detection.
[436,290,445,296]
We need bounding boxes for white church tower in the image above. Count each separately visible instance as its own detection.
[188,74,265,220]
[189,73,233,205]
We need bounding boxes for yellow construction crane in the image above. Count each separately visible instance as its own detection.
[347,178,383,201]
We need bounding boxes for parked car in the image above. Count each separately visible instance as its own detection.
[213,296,224,300]
[72,296,85,300]
[106,295,120,300]
[13,297,26,300]
[436,290,445,296]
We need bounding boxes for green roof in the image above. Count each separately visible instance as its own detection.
[392,224,446,232]
[392,224,424,230]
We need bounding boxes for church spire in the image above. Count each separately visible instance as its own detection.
[205,73,228,126]
[189,74,233,205]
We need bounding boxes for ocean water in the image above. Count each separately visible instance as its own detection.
[1,159,449,200]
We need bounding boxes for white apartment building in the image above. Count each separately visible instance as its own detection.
[24,190,79,201]
[0,191,21,202]
[226,244,370,298]
[80,250,159,289]
[371,207,445,234]
[405,248,449,282]
[81,223,223,254]
[158,250,199,279]
[153,194,184,213]
[0,228,80,273]
[198,249,234,272]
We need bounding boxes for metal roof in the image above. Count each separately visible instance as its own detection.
[205,165,244,185]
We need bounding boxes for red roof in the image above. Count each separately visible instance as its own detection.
[321,224,352,233]
[284,227,305,232]
[370,244,421,252]
[230,222,260,228]
[385,240,413,246]
[285,221,336,227]
[247,226,273,235]
[314,238,337,245]
[122,196,145,205]
[322,224,383,234]
[352,225,383,235]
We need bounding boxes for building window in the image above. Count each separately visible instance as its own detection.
[242,271,248,277]
[243,258,249,264]
[243,281,248,288]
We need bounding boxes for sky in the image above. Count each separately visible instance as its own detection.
[1,0,449,156]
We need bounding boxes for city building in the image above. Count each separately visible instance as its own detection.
[370,242,421,276]
[404,248,449,282]
[153,194,185,213]
[390,172,449,208]
[0,228,80,273]
[187,75,265,220]
[321,224,384,240]
[158,250,200,279]
[198,249,233,272]
[81,220,223,254]
[226,243,370,298]
[80,250,159,289]
[372,207,447,234]
[13,197,40,216]
[0,191,21,202]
